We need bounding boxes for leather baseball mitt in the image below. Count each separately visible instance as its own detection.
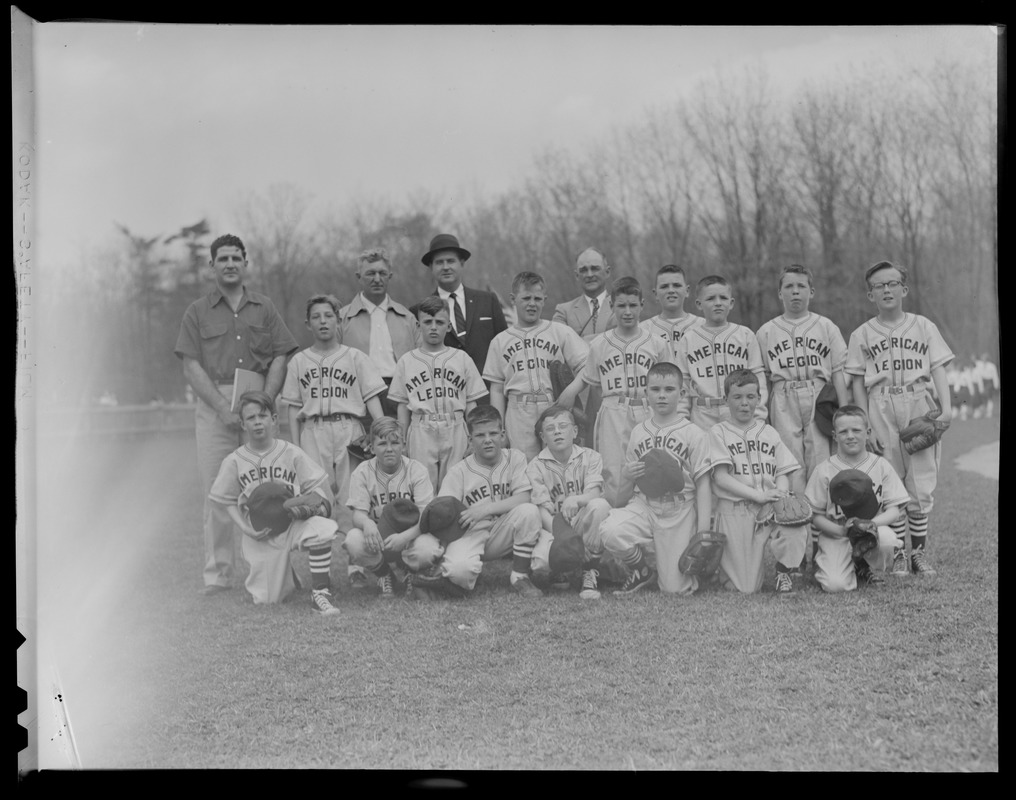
[547,359,588,440]
[283,492,332,521]
[678,530,727,577]
[844,517,879,559]
[758,492,813,527]
[900,412,950,455]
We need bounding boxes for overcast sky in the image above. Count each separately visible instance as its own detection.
[26,23,996,268]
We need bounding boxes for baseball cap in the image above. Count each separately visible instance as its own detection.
[829,469,880,519]
[548,512,584,574]
[635,449,686,498]
[419,496,468,545]
[377,498,421,538]
[246,481,294,536]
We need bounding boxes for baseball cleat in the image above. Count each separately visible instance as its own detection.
[891,548,910,576]
[579,568,601,600]
[910,550,937,576]
[377,573,395,599]
[774,572,795,596]
[311,589,341,616]
[348,569,371,590]
[411,565,445,588]
[854,560,885,586]
[510,575,544,598]
[614,565,657,597]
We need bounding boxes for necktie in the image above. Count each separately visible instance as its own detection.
[450,292,467,338]
[589,297,599,331]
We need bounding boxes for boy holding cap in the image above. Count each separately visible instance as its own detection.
[805,405,909,592]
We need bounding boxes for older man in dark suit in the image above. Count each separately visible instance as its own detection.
[419,233,507,379]
[552,246,617,341]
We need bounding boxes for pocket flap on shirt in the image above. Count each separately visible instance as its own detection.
[199,322,229,339]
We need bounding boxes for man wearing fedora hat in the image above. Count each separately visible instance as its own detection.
[418,233,507,378]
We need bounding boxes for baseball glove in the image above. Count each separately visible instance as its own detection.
[900,411,950,455]
[283,492,332,521]
[844,517,879,559]
[678,530,727,577]
[758,492,814,527]
[246,482,295,540]
[547,359,588,440]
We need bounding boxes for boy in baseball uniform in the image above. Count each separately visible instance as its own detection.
[415,405,544,598]
[599,362,713,596]
[342,417,441,597]
[282,294,386,508]
[756,265,850,571]
[483,271,588,462]
[579,276,672,506]
[805,406,910,593]
[675,275,767,431]
[209,391,341,615]
[525,405,613,600]
[846,261,953,576]
[708,369,803,595]
[389,295,488,491]
[641,264,703,362]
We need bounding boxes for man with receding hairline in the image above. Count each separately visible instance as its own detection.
[552,247,618,341]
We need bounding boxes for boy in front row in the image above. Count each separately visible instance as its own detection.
[708,370,804,595]
[599,362,712,596]
[805,405,909,593]
[209,391,341,615]
[525,405,613,600]
[846,260,953,576]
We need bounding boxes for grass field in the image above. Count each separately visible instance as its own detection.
[31,417,998,771]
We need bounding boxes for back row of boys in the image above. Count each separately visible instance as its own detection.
[208,237,953,614]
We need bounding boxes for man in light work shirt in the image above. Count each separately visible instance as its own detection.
[175,233,299,596]
[337,246,421,419]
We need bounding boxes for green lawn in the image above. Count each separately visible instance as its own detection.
[42,418,998,770]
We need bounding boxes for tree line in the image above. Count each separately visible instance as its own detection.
[45,55,997,406]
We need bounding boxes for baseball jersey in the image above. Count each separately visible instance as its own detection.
[347,455,435,521]
[641,313,704,362]
[483,321,589,395]
[675,322,766,401]
[209,439,331,511]
[626,417,712,506]
[439,449,532,509]
[756,313,848,383]
[805,453,910,520]
[845,314,954,389]
[525,445,604,516]
[388,347,488,414]
[281,345,386,417]
[581,329,673,398]
[707,420,800,502]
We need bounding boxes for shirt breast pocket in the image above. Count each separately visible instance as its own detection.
[199,322,229,343]
[245,323,273,363]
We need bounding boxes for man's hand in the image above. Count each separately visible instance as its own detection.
[216,406,242,429]
[459,502,494,530]
[383,531,414,554]
[866,437,885,456]
[362,520,384,554]
[560,496,581,523]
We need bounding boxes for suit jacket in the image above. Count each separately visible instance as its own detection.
[552,294,618,342]
[414,286,508,375]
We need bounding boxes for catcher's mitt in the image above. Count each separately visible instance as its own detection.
[247,482,295,540]
[283,492,332,521]
[844,517,879,559]
[900,411,950,455]
[546,359,588,441]
[678,530,727,577]
[758,492,814,527]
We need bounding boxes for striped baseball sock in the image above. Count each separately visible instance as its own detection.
[890,516,908,551]
[810,524,820,561]
[908,511,929,551]
[622,545,648,574]
[308,545,333,591]
[511,542,535,581]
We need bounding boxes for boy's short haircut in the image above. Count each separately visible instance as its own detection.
[610,276,643,302]
[238,390,275,417]
[305,293,341,319]
[534,404,576,442]
[832,404,868,428]
[465,404,503,434]
[779,264,813,289]
[865,260,909,288]
[696,275,730,295]
[358,246,392,271]
[210,233,246,261]
[647,361,682,383]
[511,271,545,295]
[723,368,759,396]
[655,263,688,283]
[416,295,448,319]
[369,416,402,442]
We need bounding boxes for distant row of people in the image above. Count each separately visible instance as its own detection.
[947,355,1000,420]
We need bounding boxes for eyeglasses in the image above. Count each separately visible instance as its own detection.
[871,280,903,291]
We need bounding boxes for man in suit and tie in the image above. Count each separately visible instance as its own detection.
[552,247,618,341]
[420,233,507,383]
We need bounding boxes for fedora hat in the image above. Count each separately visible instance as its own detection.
[422,233,471,267]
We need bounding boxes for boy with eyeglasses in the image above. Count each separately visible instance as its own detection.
[845,261,953,577]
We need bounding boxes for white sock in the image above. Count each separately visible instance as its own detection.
[510,571,527,585]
